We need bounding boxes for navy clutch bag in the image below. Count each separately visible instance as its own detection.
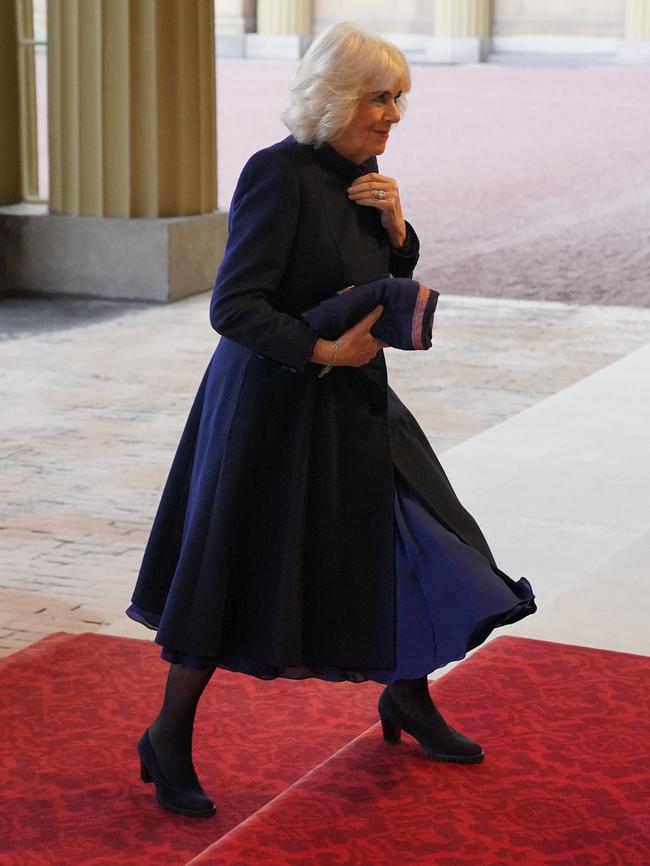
[301,275,438,351]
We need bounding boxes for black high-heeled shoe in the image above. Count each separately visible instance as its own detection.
[378,686,485,764]
[137,729,217,817]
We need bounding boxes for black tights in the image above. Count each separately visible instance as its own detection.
[148,662,217,787]
[147,666,448,787]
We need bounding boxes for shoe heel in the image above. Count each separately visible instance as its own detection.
[140,758,153,783]
[380,716,402,744]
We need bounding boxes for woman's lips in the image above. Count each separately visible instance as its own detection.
[373,130,389,138]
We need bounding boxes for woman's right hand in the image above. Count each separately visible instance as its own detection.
[311,305,386,369]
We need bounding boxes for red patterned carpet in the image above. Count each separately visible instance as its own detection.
[191,637,650,866]
[1,633,648,866]
[0,632,382,866]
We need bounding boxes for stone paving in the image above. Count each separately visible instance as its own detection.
[2,291,650,656]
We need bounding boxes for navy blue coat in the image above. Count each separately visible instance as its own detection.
[129,135,501,669]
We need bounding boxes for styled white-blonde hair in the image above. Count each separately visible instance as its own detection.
[282,22,411,148]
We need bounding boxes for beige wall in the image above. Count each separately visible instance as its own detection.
[314,0,628,37]
[225,0,648,59]
[314,0,434,35]
[492,0,626,37]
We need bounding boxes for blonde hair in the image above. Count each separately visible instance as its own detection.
[282,22,411,148]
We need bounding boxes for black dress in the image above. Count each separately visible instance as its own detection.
[126,136,536,681]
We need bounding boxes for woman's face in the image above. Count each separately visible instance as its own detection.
[330,85,403,164]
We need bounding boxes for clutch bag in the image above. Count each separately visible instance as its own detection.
[301,274,438,351]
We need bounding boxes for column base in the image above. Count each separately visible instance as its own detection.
[617,39,650,64]
[425,36,491,64]
[245,33,311,60]
[217,34,247,57]
[0,206,228,302]
[490,35,619,56]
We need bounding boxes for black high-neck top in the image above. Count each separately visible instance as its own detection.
[211,134,420,372]
[312,141,379,181]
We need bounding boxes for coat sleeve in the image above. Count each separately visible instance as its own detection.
[389,220,420,278]
[210,149,320,373]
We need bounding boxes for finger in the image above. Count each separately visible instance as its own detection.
[347,186,391,200]
[364,304,384,326]
[349,305,383,334]
[348,189,390,201]
[348,176,395,190]
[348,188,396,205]
[347,184,378,197]
[349,173,382,186]
[349,195,391,210]
[348,182,389,195]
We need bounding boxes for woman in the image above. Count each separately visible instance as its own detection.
[127,23,536,818]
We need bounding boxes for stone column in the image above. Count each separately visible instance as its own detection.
[247,0,312,59]
[619,0,650,62]
[0,1,22,205]
[216,0,256,58]
[48,0,216,218]
[1,0,227,302]
[430,0,491,64]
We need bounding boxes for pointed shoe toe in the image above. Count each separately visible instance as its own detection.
[137,730,217,818]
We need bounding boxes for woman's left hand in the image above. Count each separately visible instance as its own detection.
[347,172,407,248]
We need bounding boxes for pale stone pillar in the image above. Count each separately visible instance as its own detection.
[48,0,216,218]
[431,0,491,64]
[216,0,256,57]
[247,0,312,59]
[0,1,22,205]
[619,0,650,62]
[624,0,650,37]
[0,0,227,302]
[257,0,311,33]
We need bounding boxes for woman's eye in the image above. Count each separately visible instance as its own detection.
[374,93,402,104]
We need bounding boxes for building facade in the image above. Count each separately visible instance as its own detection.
[219,0,650,64]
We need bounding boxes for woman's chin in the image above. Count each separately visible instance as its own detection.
[368,142,388,159]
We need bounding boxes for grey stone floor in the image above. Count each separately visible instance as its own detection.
[2,291,650,656]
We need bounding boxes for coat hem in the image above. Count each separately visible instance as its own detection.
[125,582,536,685]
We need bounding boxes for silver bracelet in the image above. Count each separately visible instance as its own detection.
[318,341,339,378]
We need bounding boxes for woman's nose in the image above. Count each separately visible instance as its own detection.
[384,100,401,123]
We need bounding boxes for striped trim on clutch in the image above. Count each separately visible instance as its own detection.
[411,283,431,350]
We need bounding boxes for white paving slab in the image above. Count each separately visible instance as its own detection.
[506,529,650,656]
[440,341,650,656]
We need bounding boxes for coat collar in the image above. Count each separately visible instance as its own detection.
[312,142,378,181]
